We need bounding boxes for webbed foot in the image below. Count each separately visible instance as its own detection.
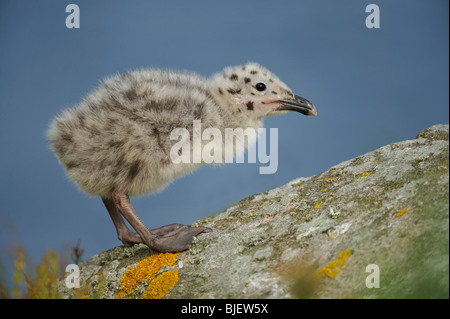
[152,225,212,252]
[107,191,212,252]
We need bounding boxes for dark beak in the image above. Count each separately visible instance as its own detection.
[277,95,317,116]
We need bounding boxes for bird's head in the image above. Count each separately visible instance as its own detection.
[210,62,317,126]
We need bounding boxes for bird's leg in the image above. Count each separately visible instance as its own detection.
[102,197,143,246]
[150,223,188,236]
[111,190,211,252]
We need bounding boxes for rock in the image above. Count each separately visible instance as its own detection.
[56,124,449,299]
[415,124,449,141]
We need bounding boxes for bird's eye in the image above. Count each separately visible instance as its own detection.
[255,82,266,92]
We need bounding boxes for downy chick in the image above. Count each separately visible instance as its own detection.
[47,62,317,252]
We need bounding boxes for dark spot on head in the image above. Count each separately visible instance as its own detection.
[246,101,254,111]
[218,88,223,95]
[227,88,242,95]
[250,70,258,75]
[272,91,278,95]
[244,77,251,84]
[269,78,274,83]
[230,74,238,81]
[242,65,246,71]
[251,92,255,95]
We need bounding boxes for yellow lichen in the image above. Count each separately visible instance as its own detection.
[115,252,180,299]
[315,249,352,279]
[314,204,321,209]
[143,270,179,299]
[360,172,372,177]
[315,267,340,279]
[396,209,409,217]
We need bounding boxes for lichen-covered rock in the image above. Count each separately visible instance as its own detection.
[57,124,449,299]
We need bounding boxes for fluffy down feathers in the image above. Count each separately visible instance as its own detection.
[47,63,296,197]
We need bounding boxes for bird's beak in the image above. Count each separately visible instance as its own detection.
[276,95,317,116]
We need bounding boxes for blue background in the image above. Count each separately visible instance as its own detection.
[0,0,448,285]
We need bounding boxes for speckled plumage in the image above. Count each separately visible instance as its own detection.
[48,68,232,198]
[48,63,313,197]
[47,62,316,252]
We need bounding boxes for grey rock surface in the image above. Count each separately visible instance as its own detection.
[57,124,449,299]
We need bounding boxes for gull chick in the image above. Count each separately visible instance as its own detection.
[47,62,317,252]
